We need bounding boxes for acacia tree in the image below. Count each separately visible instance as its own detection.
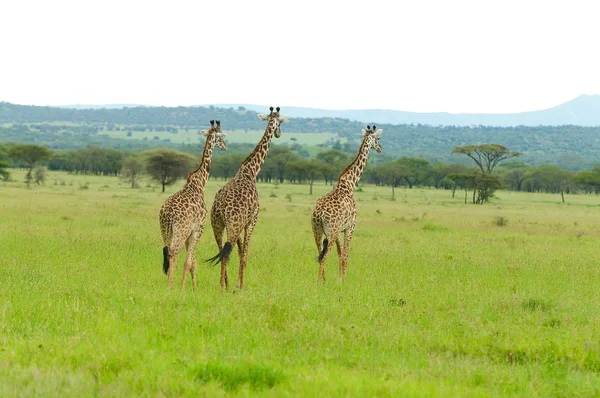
[395,157,431,188]
[8,144,52,184]
[144,149,196,192]
[121,155,144,188]
[452,144,522,174]
[377,162,410,200]
[451,144,521,203]
[529,165,574,202]
[473,174,503,204]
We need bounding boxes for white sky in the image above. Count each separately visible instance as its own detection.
[1,0,599,113]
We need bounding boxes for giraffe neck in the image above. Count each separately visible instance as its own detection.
[186,134,214,194]
[236,124,274,181]
[335,137,371,194]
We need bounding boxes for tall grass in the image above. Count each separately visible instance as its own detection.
[1,170,599,396]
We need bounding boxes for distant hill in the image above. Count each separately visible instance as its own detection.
[214,95,600,127]
[2,100,600,170]
[60,104,149,110]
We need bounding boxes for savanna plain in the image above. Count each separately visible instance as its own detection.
[1,170,599,397]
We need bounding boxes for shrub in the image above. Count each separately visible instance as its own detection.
[494,216,508,227]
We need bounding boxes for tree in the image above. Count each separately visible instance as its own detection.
[211,153,246,181]
[0,144,10,181]
[34,167,47,185]
[0,159,9,181]
[427,162,448,189]
[8,144,52,184]
[473,174,503,204]
[447,172,479,204]
[286,158,325,195]
[316,149,348,185]
[377,162,410,200]
[442,164,474,198]
[121,155,144,188]
[574,166,600,194]
[395,157,431,188]
[144,149,196,192]
[265,146,299,183]
[529,165,574,202]
[451,144,522,174]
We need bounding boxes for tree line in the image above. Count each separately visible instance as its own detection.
[2,101,600,169]
[2,142,600,203]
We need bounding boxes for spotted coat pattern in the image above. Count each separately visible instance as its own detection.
[311,126,383,282]
[210,107,288,290]
[159,121,227,289]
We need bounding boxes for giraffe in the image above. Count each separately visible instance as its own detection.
[208,107,289,290]
[159,120,227,290]
[311,125,383,282]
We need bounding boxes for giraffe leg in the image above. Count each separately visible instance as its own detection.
[335,237,342,281]
[341,224,355,281]
[312,218,324,255]
[182,228,201,291]
[221,224,243,291]
[238,213,257,290]
[211,214,228,290]
[167,238,185,287]
[318,232,338,283]
[236,236,244,290]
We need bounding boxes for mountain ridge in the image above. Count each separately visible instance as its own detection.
[210,95,600,126]
[53,94,600,127]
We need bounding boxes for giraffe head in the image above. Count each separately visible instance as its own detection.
[362,125,383,153]
[201,120,228,152]
[257,106,289,138]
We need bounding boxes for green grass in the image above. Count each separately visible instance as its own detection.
[1,170,600,396]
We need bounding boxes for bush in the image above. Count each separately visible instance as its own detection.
[494,216,508,227]
[34,167,47,185]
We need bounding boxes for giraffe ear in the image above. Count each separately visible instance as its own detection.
[201,130,209,137]
[361,129,368,137]
[373,129,383,137]
[215,132,227,137]
[257,114,269,121]
[278,115,289,123]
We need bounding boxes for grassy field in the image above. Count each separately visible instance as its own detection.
[1,169,599,396]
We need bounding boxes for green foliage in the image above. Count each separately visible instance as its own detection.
[494,216,509,227]
[8,144,52,184]
[3,102,600,168]
[395,157,431,188]
[525,165,574,202]
[143,149,196,192]
[33,167,47,185]
[473,174,503,204]
[121,155,144,188]
[0,144,9,180]
[452,144,522,174]
[48,147,125,175]
[574,166,600,194]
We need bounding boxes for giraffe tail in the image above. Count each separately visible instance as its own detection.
[318,238,328,262]
[162,246,169,274]
[206,242,233,267]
